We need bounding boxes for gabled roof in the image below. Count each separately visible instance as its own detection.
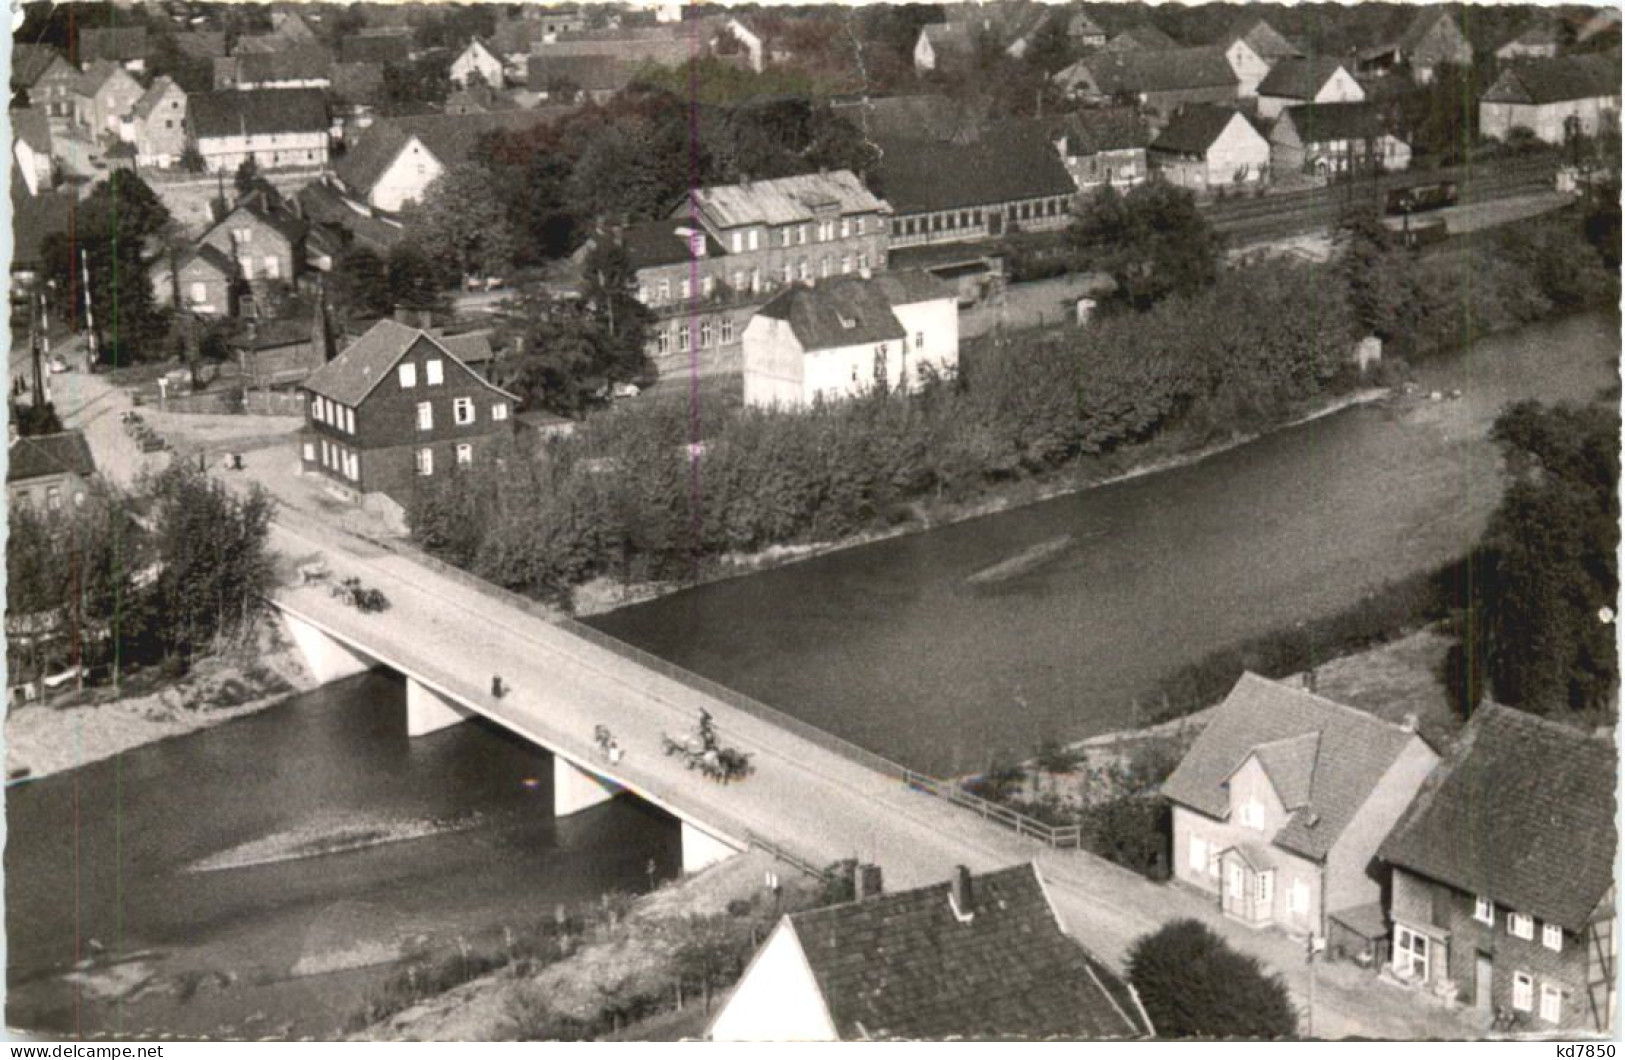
[1057,106,1154,154]
[1103,25,1179,52]
[830,94,982,145]
[331,62,386,106]
[1149,105,1257,155]
[172,242,235,279]
[12,107,53,154]
[1225,17,1302,61]
[11,44,63,87]
[302,319,516,406]
[209,192,307,248]
[1497,23,1561,53]
[233,44,334,86]
[8,431,97,483]
[872,124,1075,215]
[131,76,184,123]
[1379,705,1616,932]
[1481,55,1621,106]
[756,275,906,351]
[340,35,414,65]
[76,25,149,64]
[620,217,725,270]
[690,170,886,229]
[1065,45,1239,95]
[336,109,571,196]
[1163,673,1426,861]
[174,31,228,61]
[295,182,405,254]
[188,89,328,139]
[1276,101,1395,144]
[921,22,976,58]
[1068,11,1105,37]
[1258,55,1354,100]
[1249,732,1320,811]
[75,59,138,98]
[781,864,1150,1041]
[527,53,635,94]
[533,36,691,67]
[1396,6,1461,53]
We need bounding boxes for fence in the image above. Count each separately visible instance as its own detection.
[902,771,1082,848]
[243,390,307,417]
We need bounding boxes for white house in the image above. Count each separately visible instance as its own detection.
[12,108,54,196]
[1256,56,1365,120]
[1480,55,1622,145]
[719,18,766,73]
[449,38,506,89]
[1147,105,1272,191]
[707,864,1153,1042]
[1220,36,1271,98]
[742,270,958,410]
[186,89,330,173]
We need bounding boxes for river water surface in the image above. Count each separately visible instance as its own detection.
[589,313,1621,776]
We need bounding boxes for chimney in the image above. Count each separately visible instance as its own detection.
[855,863,883,901]
[1400,713,1419,734]
[1303,668,1318,693]
[948,865,974,921]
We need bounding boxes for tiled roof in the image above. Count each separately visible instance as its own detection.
[1276,101,1393,145]
[1056,106,1154,154]
[1481,55,1621,106]
[691,170,886,230]
[872,124,1075,215]
[1498,23,1561,51]
[12,107,53,153]
[1103,26,1179,52]
[1149,104,1252,154]
[340,35,414,65]
[1258,55,1354,100]
[921,22,975,58]
[234,44,334,85]
[1250,732,1319,810]
[534,36,691,66]
[1163,673,1423,861]
[336,109,571,195]
[188,89,328,139]
[1379,704,1617,932]
[1226,17,1302,61]
[10,186,75,267]
[1396,6,1460,53]
[871,268,955,307]
[131,77,183,123]
[11,44,63,87]
[295,182,405,253]
[620,217,725,270]
[302,319,514,405]
[76,25,148,64]
[527,53,635,94]
[331,62,386,106]
[755,276,906,351]
[439,330,494,364]
[75,59,135,98]
[784,864,1150,1041]
[1068,45,1239,95]
[830,94,982,145]
[1069,12,1105,36]
[174,31,228,60]
[8,431,97,483]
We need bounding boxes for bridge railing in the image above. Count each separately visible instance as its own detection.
[901,771,1082,849]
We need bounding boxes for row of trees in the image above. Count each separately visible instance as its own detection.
[6,465,276,684]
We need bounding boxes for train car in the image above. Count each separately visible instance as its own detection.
[1385,181,1459,215]
[1399,218,1450,248]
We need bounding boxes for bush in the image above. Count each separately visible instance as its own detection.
[1127,919,1298,1039]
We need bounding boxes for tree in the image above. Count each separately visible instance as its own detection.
[234,155,261,198]
[179,143,206,174]
[1475,401,1619,718]
[579,237,653,384]
[400,163,517,283]
[9,401,64,437]
[1071,183,1220,312]
[1127,919,1298,1039]
[1336,204,1425,344]
[386,242,448,313]
[329,245,395,322]
[1024,12,1075,76]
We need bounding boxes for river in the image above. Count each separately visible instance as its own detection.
[588,313,1621,777]
[5,672,682,1040]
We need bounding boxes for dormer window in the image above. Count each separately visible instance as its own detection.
[1543,923,1563,952]
[1238,801,1265,831]
[837,313,856,330]
[1508,912,1535,940]
[1474,896,1494,924]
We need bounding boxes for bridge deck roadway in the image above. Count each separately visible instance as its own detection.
[264,513,1476,1039]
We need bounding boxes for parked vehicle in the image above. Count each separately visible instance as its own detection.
[1385,181,1458,215]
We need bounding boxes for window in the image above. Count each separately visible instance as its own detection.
[399,362,417,388]
[1256,870,1273,905]
[820,257,830,278]
[189,281,207,305]
[841,255,852,274]
[1540,983,1562,1023]
[1474,896,1494,925]
[891,220,902,237]
[730,232,743,253]
[1238,801,1265,830]
[679,278,691,300]
[303,442,315,463]
[321,439,331,467]
[235,227,252,243]
[733,270,746,291]
[719,317,734,344]
[798,259,810,281]
[492,403,508,422]
[750,269,760,293]
[240,256,254,280]
[346,452,358,481]
[699,320,713,347]
[1543,923,1563,952]
[678,323,691,352]
[690,232,707,257]
[426,359,444,385]
[453,397,475,425]
[782,263,793,285]
[1289,878,1310,915]
[1394,925,1430,982]
[840,217,850,238]
[702,275,715,297]
[417,401,433,430]
[858,253,869,272]
[310,395,322,421]
[1188,835,1208,873]
[1512,972,1533,1012]
[415,447,434,476]
[638,286,650,304]
[1509,912,1534,940]
[344,407,354,434]
[658,279,671,302]
[915,331,925,351]
[46,486,61,511]
[263,255,279,279]
[856,216,865,235]
[780,227,791,248]
[656,328,671,355]
[456,443,473,466]
[747,229,759,251]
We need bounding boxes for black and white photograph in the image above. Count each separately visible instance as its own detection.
[4,0,1621,1044]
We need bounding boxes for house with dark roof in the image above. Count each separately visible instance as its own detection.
[76,25,150,72]
[74,60,144,137]
[1103,25,1178,53]
[186,89,330,172]
[335,109,569,214]
[1147,105,1271,191]
[298,319,518,507]
[708,863,1153,1041]
[12,108,54,196]
[129,76,187,167]
[212,44,334,91]
[1378,705,1616,1030]
[1358,7,1474,84]
[31,53,82,124]
[1270,101,1411,178]
[742,269,957,409]
[8,431,98,513]
[829,94,984,146]
[1496,24,1562,61]
[1224,17,1302,64]
[1052,106,1154,190]
[1256,55,1365,119]
[526,53,635,102]
[234,309,331,390]
[1054,45,1240,118]
[1163,673,1439,939]
[1067,10,1106,47]
[914,21,977,73]
[296,181,405,255]
[873,123,1076,248]
[339,34,413,66]
[1480,55,1622,145]
[201,189,309,293]
[149,243,236,317]
[331,62,387,114]
[450,38,506,89]
[11,44,65,91]
[9,184,75,282]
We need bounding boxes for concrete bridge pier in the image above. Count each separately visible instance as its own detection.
[553,755,624,816]
[282,612,375,685]
[680,821,740,874]
[406,678,475,737]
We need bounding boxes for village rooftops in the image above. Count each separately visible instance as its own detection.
[1379,704,1616,933]
[227,44,334,86]
[829,93,983,145]
[1162,672,1430,861]
[335,108,574,197]
[8,431,97,484]
[1481,54,1623,105]
[1149,105,1256,154]
[12,107,52,154]
[1277,100,1392,142]
[1103,25,1179,52]
[1223,16,1303,61]
[685,170,887,230]
[1257,55,1356,100]
[872,123,1076,215]
[1069,44,1240,94]
[619,217,726,270]
[130,76,182,123]
[735,863,1151,1040]
[301,319,517,407]
[10,44,63,87]
[75,25,149,65]
[187,89,328,138]
[1053,106,1154,154]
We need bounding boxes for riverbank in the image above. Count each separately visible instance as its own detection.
[353,850,819,1041]
[572,386,1390,616]
[4,619,316,782]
